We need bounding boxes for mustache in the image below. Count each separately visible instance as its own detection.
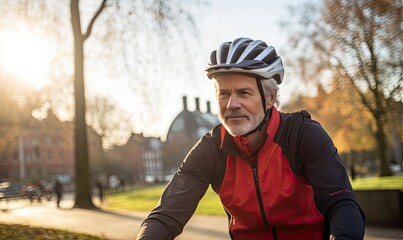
[224,110,249,119]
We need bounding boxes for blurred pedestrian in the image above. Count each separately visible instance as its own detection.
[119,178,125,191]
[351,163,356,180]
[96,180,104,203]
[53,179,63,208]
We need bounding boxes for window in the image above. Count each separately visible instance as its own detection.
[58,151,64,161]
[12,149,18,160]
[33,146,40,160]
[47,150,53,161]
[26,153,31,162]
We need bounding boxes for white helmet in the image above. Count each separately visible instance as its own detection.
[206,37,284,84]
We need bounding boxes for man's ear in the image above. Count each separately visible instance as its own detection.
[266,92,276,108]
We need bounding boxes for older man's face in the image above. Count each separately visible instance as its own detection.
[214,74,265,136]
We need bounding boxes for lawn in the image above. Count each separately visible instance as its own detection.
[351,175,403,190]
[106,184,226,216]
[105,176,403,215]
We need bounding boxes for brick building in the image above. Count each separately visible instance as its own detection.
[0,110,102,184]
[104,133,163,184]
[1,96,219,186]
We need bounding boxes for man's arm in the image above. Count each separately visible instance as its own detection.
[136,172,209,239]
[328,199,365,239]
[137,219,175,240]
[298,119,365,239]
[136,134,218,239]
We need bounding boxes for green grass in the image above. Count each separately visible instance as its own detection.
[106,176,403,216]
[195,186,226,216]
[106,184,165,212]
[106,184,226,216]
[0,223,105,240]
[351,175,403,190]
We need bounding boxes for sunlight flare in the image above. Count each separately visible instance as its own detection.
[0,28,51,89]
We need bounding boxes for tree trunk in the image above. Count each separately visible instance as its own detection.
[71,0,96,209]
[375,118,392,177]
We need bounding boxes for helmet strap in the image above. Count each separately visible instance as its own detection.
[241,78,270,137]
[256,77,267,113]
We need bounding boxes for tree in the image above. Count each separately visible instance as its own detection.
[71,0,201,208]
[282,83,376,153]
[70,0,106,209]
[281,0,402,176]
[0,0,201,208]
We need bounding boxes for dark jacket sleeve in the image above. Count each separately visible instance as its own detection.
[136,133,218,240]
[328,199,365,240]
[298,119,365,239]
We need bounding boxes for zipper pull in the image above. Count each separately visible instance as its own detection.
[252,167,258,182]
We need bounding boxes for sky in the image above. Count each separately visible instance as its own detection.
[0,0,311,145]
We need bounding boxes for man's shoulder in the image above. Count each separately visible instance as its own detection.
[279,110,324,132]
[190,124,222,152]
[279,109,311,121]
[207,124,223,142]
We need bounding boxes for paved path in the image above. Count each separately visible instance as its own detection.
[0,197,402,240]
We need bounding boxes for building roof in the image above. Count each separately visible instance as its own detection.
[166,96,220,142]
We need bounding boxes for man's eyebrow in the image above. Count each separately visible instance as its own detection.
[236,87,253,92]
[217,88,230,92]
[217,86,254,92]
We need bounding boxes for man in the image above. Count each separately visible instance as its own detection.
[96,179,104,203]
[137,37,365,239]
[53,179,63,208]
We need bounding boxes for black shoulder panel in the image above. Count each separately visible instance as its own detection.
[275,110,311,175]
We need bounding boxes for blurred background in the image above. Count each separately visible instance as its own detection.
[0,0,401,213]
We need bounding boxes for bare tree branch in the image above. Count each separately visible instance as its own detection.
[83,0,107,40]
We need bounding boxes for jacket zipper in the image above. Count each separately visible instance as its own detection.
[251,165,269,225]
[252,162,278,240]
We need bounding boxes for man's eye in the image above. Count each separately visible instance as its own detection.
[218,92,229,98]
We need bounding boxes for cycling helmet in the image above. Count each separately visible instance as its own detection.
[206,37,284,84]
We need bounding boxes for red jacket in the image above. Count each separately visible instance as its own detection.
[219,107,323,239]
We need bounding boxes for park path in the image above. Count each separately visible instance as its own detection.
[0,195,228,240]
[0,194,402,240]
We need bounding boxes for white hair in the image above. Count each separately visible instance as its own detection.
[261,78,280,107]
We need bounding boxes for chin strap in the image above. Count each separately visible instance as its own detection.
[242,78,270,137]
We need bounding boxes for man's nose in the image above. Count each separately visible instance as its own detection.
[227,95,241,109]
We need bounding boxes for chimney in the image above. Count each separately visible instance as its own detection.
[206,101,211,113]
[195,97,200,111]
[182,96,188,111]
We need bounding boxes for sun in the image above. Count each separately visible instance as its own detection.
[0,28,51,89]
